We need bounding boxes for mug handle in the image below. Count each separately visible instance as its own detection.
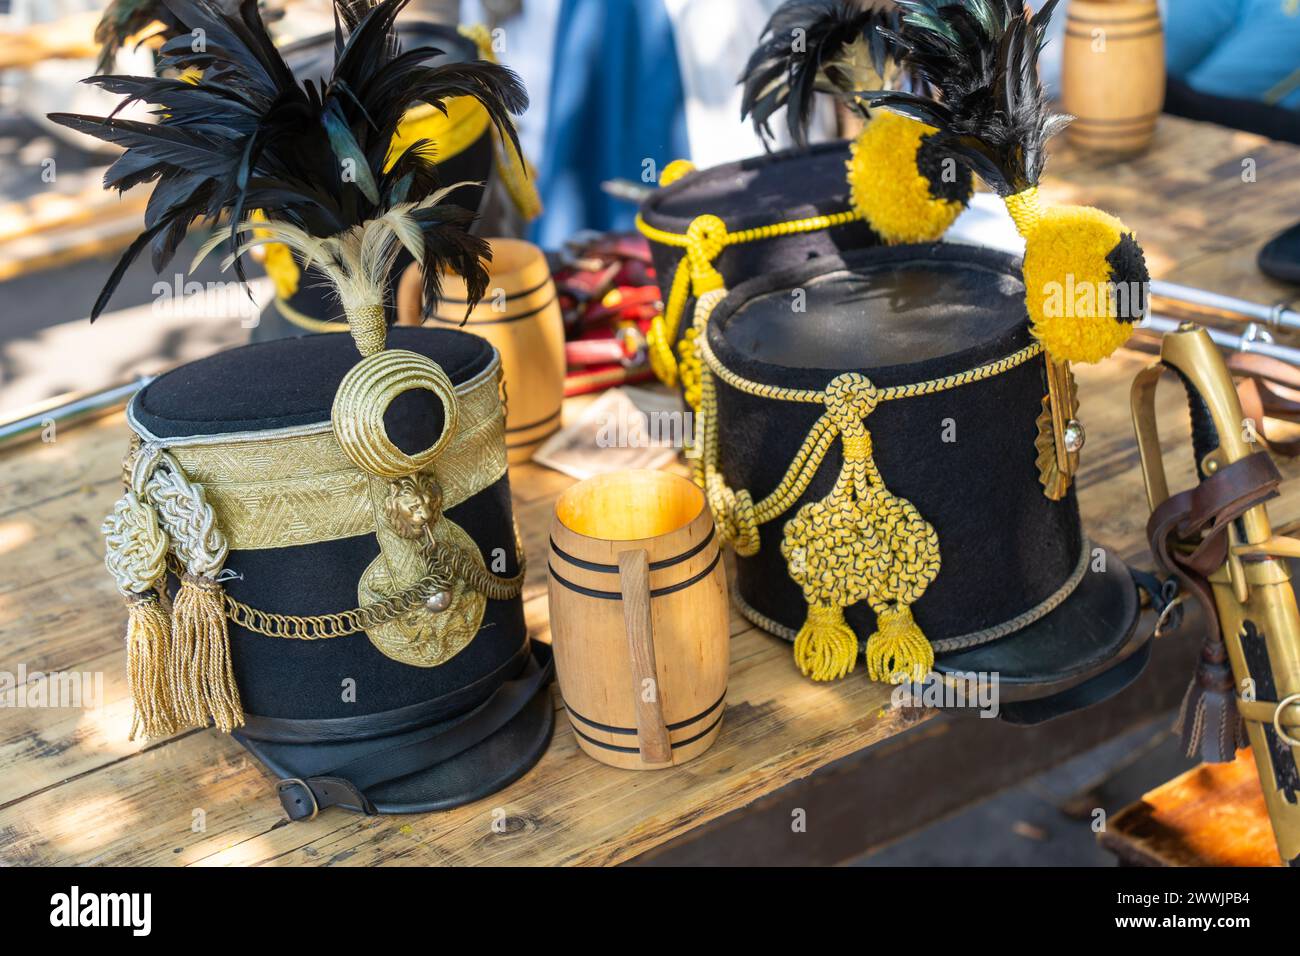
[617,549,672,764]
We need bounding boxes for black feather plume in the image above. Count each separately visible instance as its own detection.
[866,0,1070,194]
[51,0,527,321]
[93,0,183,74]
[739,0,908,148]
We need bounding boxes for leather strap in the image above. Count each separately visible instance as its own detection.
[278,644,555,821]
[1146,451,1282,629]
[1230,352,1300,457]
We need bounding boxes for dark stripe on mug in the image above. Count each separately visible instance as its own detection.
[570,711,724,754]
[430,292,558,326]
[549,526,716,574]
[564,689,727,736]
[547,549,721,600]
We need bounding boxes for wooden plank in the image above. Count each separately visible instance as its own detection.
[1099,750,1283,867]
[638,628,1200,866]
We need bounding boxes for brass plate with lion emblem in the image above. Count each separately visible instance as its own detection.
[358,474,487,667]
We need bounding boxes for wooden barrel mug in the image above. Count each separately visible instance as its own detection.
[1061,0,1165,155]
[398,237,566,462]
[547,470,729,770]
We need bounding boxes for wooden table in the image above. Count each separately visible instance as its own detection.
[1099,750,1283,867]
[3,115,1300,866]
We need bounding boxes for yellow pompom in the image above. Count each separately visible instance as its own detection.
[1020,204,1145,364]
[846,113,971,245]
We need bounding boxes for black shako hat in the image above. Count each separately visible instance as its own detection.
[253,20,541,342]
[694,243,1146,723]
[637,142,883,401]
[113,327,552,817]
[71,0,551,816]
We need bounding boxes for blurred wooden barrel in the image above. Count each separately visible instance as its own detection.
[1062,0,1164,154]
[547,470,729,770]
[398,238,565,462]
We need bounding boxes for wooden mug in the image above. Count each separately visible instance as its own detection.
[1062,0,1165,155]
[398,237,565,463]
[547,470,729,770]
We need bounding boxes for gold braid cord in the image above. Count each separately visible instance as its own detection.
[636,198,861,398]
[693,291,1044,683]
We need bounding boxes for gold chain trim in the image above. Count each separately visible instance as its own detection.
[198,538,525,640]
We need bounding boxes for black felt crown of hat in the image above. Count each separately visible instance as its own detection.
[698,244,1146,722]
[63,0,552,817]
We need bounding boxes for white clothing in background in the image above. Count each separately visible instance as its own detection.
[461,0,560,171]
[664,0,834,167]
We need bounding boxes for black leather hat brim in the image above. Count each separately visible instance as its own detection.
[234,655,555,815]
[930,544,1146,720]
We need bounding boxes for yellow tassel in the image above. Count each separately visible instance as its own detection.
[171,574,243,732]
[865,605,934,685]
[124,591,178,740]
[793,604,859,681]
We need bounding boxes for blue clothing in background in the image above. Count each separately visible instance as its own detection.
[1166,0,1300,109]
[531,0,690,248]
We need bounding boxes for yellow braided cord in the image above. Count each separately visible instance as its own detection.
[635,205,862,386]
[647,256,693,387]
[689,292,1044,683]
[794,604,858,680]
[698,326,1043,405]
[776,374,942,681]
[659,159,696,187]
[1004,186,1043,239]
[646,315,679,386]
[634,208,860,250]
[678,326,703,410]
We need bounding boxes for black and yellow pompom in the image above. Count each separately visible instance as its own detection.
[1010,191,1149,364]
[846,112,972,245]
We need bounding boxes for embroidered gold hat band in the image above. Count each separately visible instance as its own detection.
[124,356,507,550]
[107,351,524,739]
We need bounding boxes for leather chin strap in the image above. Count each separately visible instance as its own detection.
[276,646,555,822]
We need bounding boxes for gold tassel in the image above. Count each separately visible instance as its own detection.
[793,604,859,681]
[171,573,243,732]
[865,605,934,685]
[124,590,178,740]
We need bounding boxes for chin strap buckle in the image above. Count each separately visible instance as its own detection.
[276,776,377,822]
